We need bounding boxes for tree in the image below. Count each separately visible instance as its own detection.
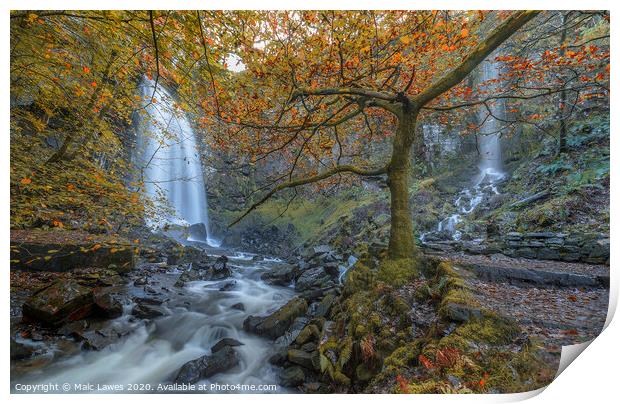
[197,11,540,260]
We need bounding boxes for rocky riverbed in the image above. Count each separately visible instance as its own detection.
[10,231,353,393]
[10,229,610,394]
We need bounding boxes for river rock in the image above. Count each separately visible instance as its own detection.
[78,329,120,351]
[211,256,231,280]
[218,280,237,291]
[261,262,296,286]
[22,280,94,327]
[287,348,320,370]
[441,302,482,323]
[279,366,305,387]
[93,288,123,318]
[174,345,240,384]
[11,338,34,360]
[307,292,337,317]
[187,223,207,241]
[268,347,288,366]
[231,302,245,311]
[211,338,244,353]
[10,230,134,273]
[301,342,317,352]
[243,297,308,339]
[295,267,332,292]
[134,277,148,286]
[131,303,165,319]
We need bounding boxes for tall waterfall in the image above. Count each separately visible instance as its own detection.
[475,56,506,186]
[135,78,216,245]
[421,56,506,242]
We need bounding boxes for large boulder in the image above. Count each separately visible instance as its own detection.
[261,262,296,286]
[187,223,207,241]
[22,280,94,327]
[174,345,240,384]
[10,229,135,273]
[243,297,308,339]
[295,267,333,292]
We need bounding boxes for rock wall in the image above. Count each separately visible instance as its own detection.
[423,231,609,265]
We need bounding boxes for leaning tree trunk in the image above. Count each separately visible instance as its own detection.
[387,113,418,260]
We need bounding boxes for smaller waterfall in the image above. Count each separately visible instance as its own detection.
[474,56,506,187]
[135,78,218,246]
[421,56,506,242]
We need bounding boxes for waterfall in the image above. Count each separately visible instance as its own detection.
[420,56,506,243]
[474,56,506,186]
[135,78,217,246]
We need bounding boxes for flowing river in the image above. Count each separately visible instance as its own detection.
[12,249,296,393]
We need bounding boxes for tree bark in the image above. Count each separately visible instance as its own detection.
[387,112,418,260]
[558,12,568,154]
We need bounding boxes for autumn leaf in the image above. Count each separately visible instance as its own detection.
[83,66,91,74]
[20,177,32,185]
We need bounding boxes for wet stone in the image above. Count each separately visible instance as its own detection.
[211,338,244,353]
[174,345,240,384]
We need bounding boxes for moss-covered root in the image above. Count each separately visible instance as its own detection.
[377,258,420,287]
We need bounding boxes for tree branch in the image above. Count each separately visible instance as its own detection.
[414,10,540,107]
[292,87,397,102]
[229,163,388,227]
[148,11,160,101]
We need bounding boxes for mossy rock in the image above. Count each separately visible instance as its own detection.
[343,262,376,295]
[440,313,520,350]
[438,288,481,322]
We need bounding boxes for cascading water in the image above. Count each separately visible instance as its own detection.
[421,56,506,242]
[135,78,218,245]
[12,254,296,392]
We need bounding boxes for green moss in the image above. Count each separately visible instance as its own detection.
[441,314,519,348]
[383,340,423,374]
[343,261,377,297]
[484,347,553,393]
[253,186,385,245]
[377,258,419,287]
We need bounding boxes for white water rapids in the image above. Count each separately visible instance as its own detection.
[12,254,295,392]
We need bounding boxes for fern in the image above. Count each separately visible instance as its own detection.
[339,336,353,368]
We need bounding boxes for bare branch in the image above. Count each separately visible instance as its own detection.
[229,163,388,227]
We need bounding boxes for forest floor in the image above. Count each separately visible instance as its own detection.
[430,252,609,354]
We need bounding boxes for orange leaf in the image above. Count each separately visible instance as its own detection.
[20,177,32,185]
[461,28,469,38]
[91,81,97,87]
[83,66,90,74]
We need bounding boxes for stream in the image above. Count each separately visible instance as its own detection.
[12,248,296,393]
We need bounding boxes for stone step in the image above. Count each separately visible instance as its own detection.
[463,264,608,288]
